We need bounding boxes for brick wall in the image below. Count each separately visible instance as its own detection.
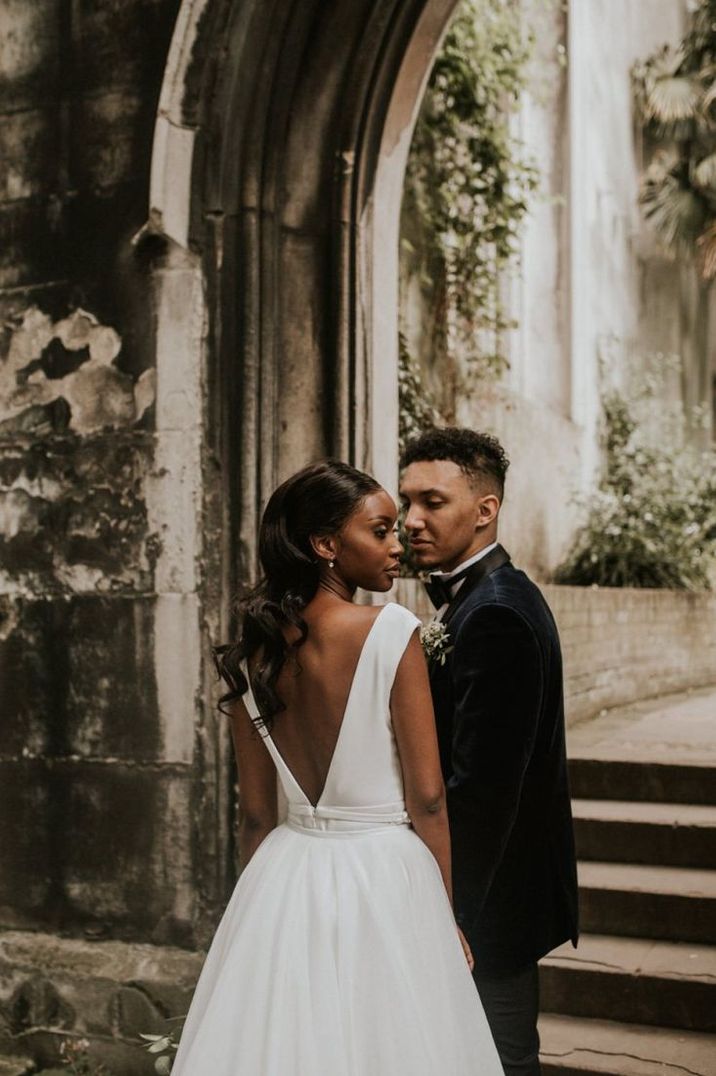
[393,580,716,726]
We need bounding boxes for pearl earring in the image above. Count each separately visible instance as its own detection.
[329,559,335,569]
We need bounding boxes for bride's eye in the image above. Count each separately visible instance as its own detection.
[374,528,388,539]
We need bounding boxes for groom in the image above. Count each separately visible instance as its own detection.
[399,427,578,1076]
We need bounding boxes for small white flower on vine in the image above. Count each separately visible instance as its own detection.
[420,621,453,666]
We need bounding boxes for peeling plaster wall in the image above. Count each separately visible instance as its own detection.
[0,308,157,596]
[0,0,228,952]
[0,298,208,945]
[0,307,155,437]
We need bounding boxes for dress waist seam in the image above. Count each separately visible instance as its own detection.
[285,818,410,839]
[285,800,410,837]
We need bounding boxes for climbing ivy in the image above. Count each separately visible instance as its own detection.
[398,333,439,451]
[401,0,540,394]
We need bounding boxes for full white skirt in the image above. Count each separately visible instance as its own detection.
[172,823,503,1075]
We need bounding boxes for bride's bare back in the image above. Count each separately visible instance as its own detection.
[263,601,385,807]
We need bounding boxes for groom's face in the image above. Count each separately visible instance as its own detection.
[399,459,497,572]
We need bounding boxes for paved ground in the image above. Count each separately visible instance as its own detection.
[567,683,716,765]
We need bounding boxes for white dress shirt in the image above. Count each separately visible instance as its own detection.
[431,541,498,620]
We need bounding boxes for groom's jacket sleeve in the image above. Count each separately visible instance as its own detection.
[447,602,542,930]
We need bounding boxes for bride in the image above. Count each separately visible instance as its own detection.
[171,459,503,1075]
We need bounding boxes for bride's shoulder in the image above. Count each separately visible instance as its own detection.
[379,601,421,629]
[313,601,419,637]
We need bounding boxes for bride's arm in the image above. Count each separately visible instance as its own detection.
[230,702,278,867]
[391,630,453,906]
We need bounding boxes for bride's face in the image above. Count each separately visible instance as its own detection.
[332,490,403,592]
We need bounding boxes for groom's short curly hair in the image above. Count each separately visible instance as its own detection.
[400,427,510,498]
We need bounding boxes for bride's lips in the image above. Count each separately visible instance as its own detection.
[384,565,400,577]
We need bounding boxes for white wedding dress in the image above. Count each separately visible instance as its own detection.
[172,602,503,1075]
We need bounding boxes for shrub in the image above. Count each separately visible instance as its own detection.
[554,393,716,589]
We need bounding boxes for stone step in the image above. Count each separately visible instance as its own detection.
[540,934,716,1032]
[568,757,715,805]
[573,800,716,868]
[539,1013,716,1076]
[0,1059,35,1076]
[578,862,716,944]
[0,930,202,1076]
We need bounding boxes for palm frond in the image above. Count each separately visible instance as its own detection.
[697,221,716,278]
[641,166,708,249]
[693,151,716,188]
[701,74,716,114]
[647,75,701,123]
[652,44,686,80]
[641,148,681,185]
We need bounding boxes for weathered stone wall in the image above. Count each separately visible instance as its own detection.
[0,0,468,977]
[1,6,473,1059]
[395,580,716,726]
[0,0,234,953]
[1,3,474,1066]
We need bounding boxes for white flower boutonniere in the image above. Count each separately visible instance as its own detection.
[420,621,454,666]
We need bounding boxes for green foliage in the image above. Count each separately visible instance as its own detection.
[58,1038,112,1076]
[402,0,539,379]
[398,332,439,451]
[632,1,716,276]
[555,389,716,590]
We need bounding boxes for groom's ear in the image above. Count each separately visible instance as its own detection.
[474,493,500,531]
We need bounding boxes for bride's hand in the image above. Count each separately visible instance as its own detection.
[456,926,474,972]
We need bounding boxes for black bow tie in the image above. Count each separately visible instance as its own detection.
[424,565,473,610]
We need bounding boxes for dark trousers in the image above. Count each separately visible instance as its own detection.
[473,962,540,1076]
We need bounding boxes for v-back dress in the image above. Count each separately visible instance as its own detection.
[171,602,502,1075]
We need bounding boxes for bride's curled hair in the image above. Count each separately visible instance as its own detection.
[215,459,381,725]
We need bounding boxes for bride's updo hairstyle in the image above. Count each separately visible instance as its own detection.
[215,459,381,725]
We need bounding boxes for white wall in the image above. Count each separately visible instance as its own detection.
[567,0,689,465]
[400,0,709,580]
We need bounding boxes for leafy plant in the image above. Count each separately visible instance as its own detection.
[140,1018,184,1075]
[398,332,439,451]
[401,0,540,383]
[58,1038,112,1076]
[555,388,716,590]
[632,0,716,276]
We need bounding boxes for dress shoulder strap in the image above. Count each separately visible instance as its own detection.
[370,602,422,699]
[380,601,421,637]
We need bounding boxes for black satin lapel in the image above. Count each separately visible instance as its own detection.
[442,545,511,628]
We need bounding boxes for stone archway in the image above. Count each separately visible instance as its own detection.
[150,0,459,568]
[143,0,462,926]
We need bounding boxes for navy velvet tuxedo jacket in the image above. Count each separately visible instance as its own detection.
[429,548,579,974]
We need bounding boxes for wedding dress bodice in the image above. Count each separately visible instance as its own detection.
[242,602,420,835]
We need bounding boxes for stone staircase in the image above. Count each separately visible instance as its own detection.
[539,741,716,1075]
